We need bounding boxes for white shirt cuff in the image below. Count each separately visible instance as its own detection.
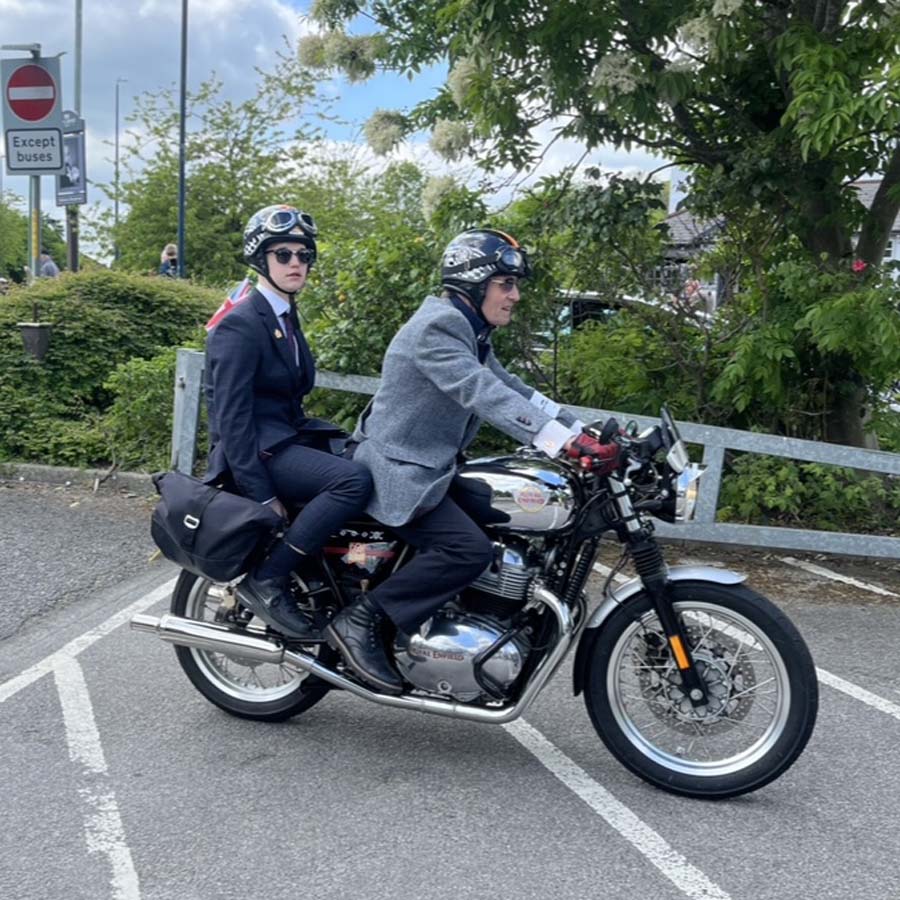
[529,389,561,419]
[532,419,576,457]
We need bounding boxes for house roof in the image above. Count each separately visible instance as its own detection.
[663,179,898,248]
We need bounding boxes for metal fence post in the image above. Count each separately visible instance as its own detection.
[171,349,205,474]
[695,445,725,524]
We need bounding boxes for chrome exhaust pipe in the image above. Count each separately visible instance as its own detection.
[131,612,286,665]
[130,582,574,724]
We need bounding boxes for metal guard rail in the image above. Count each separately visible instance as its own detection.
[171,349,900,560]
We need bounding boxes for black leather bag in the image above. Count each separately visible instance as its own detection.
[150,472,282,582]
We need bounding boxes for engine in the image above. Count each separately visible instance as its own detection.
[392,540,539,702]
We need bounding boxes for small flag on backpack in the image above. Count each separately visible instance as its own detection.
[205,277,253,332]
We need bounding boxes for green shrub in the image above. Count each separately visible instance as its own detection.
[0,270,222,466]
[718,454,900,535]
[101,341,208,472]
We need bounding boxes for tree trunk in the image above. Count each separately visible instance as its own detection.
[824,379,878,449]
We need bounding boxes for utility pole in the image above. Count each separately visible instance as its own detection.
[66,0,83,272]
[177,0,188,278]
[114,77,126,263]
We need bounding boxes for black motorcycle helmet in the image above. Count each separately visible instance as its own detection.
[242,204,318,286]
[440,228,532,309]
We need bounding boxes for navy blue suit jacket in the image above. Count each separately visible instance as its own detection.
[204,289,339,501]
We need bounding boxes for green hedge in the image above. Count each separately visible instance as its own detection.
[718,454,900,535]
[0,271,222,467]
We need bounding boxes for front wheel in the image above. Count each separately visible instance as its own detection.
[170,570,336,722]
[583,582,818,798]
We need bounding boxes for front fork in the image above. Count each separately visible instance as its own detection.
[609,478,709,706]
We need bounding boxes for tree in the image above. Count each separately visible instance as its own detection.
[303,0,900,445]
[101,50,331,285]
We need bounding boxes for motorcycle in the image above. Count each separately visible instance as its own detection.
[132,408,818,799]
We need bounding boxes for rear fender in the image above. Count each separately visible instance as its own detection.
[571,566,747,696]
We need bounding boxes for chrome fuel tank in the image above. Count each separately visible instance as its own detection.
[456,453,578,533]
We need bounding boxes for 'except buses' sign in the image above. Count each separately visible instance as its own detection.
[2,57,64,175]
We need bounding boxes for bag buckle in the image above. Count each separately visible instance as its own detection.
[183,514,200,530]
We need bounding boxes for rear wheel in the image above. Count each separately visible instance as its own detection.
[170,569,336,722]
[583,582,818,798]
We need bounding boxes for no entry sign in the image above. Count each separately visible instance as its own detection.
[7,64,56,122]
[1,57,64,174]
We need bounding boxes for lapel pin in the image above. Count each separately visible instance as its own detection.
[274,328,284,339]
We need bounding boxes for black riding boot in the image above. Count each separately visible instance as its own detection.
[327,594,403,694]
[236,572,317,639]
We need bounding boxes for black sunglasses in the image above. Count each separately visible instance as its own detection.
[268,248,315,265]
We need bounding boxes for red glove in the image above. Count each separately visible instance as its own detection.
[565,433,620,474]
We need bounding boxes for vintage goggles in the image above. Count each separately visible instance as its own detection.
[264,208,318,237]
[446,245,531,278]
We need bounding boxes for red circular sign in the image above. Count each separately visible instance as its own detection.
[6,64,56,122]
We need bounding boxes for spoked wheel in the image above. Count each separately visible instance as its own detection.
[584,582,818,798]
[170,569,336,721]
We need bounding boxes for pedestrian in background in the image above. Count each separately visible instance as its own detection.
[159,244,178,277]
[39,249,60,278]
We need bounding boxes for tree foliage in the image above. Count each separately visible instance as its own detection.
[303,0,900,445]
[100,52,331,285]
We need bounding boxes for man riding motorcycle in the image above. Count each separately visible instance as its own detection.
[328,228,618,693]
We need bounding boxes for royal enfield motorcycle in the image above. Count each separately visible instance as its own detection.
[132,409,818,799]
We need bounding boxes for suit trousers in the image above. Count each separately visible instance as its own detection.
[367,493,494,634]
[265,442,373,555]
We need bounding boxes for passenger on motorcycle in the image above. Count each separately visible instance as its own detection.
[205,204,373,639]
[328,228,617,693]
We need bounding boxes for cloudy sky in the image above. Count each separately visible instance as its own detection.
[1,0,663,231]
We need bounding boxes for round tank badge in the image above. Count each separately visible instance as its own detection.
[513,483,548,513]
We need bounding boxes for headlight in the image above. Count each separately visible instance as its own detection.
[674,464,705,522]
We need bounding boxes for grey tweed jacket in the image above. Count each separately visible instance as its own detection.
[352,295,578,526]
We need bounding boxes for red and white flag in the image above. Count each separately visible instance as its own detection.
[205,277,253,332]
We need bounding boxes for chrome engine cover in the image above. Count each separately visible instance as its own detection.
[393,609,529,702]
[456,453,577,533]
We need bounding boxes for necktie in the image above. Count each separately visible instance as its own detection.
[281,312,299,365]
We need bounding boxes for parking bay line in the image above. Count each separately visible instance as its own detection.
[0,578,176,706]
[594,561,900,724]
[55,657,141,900]
[505,720,731,900]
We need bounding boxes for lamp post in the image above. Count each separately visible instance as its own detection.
[114,76,127,263]
[177,0,188,278]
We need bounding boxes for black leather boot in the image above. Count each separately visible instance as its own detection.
[236,572,317,639]
[326,595,403,694]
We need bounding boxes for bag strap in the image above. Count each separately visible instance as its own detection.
[181,483,221,552]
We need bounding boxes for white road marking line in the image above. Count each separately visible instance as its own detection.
[779,557,900,598]
[504,720,731,900]
[816,667,900,723]
[55,657,141,900]
[0,578,176,705]
[593,562,630,584]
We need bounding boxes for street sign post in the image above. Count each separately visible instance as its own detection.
[2,56,64,175]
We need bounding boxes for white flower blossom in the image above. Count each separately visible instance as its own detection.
[678,16,715,52]
[422,176,458,223]
[429,120,472,162]
[448,57,480,109]
[591,53,645,96]
[712,0,742,17]
[364,109,406,155]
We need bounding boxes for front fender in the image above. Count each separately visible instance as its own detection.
[571,565,747,697]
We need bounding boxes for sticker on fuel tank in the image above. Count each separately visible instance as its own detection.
[513,484,548,512]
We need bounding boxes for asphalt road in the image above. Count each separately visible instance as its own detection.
[2,479,900,900]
